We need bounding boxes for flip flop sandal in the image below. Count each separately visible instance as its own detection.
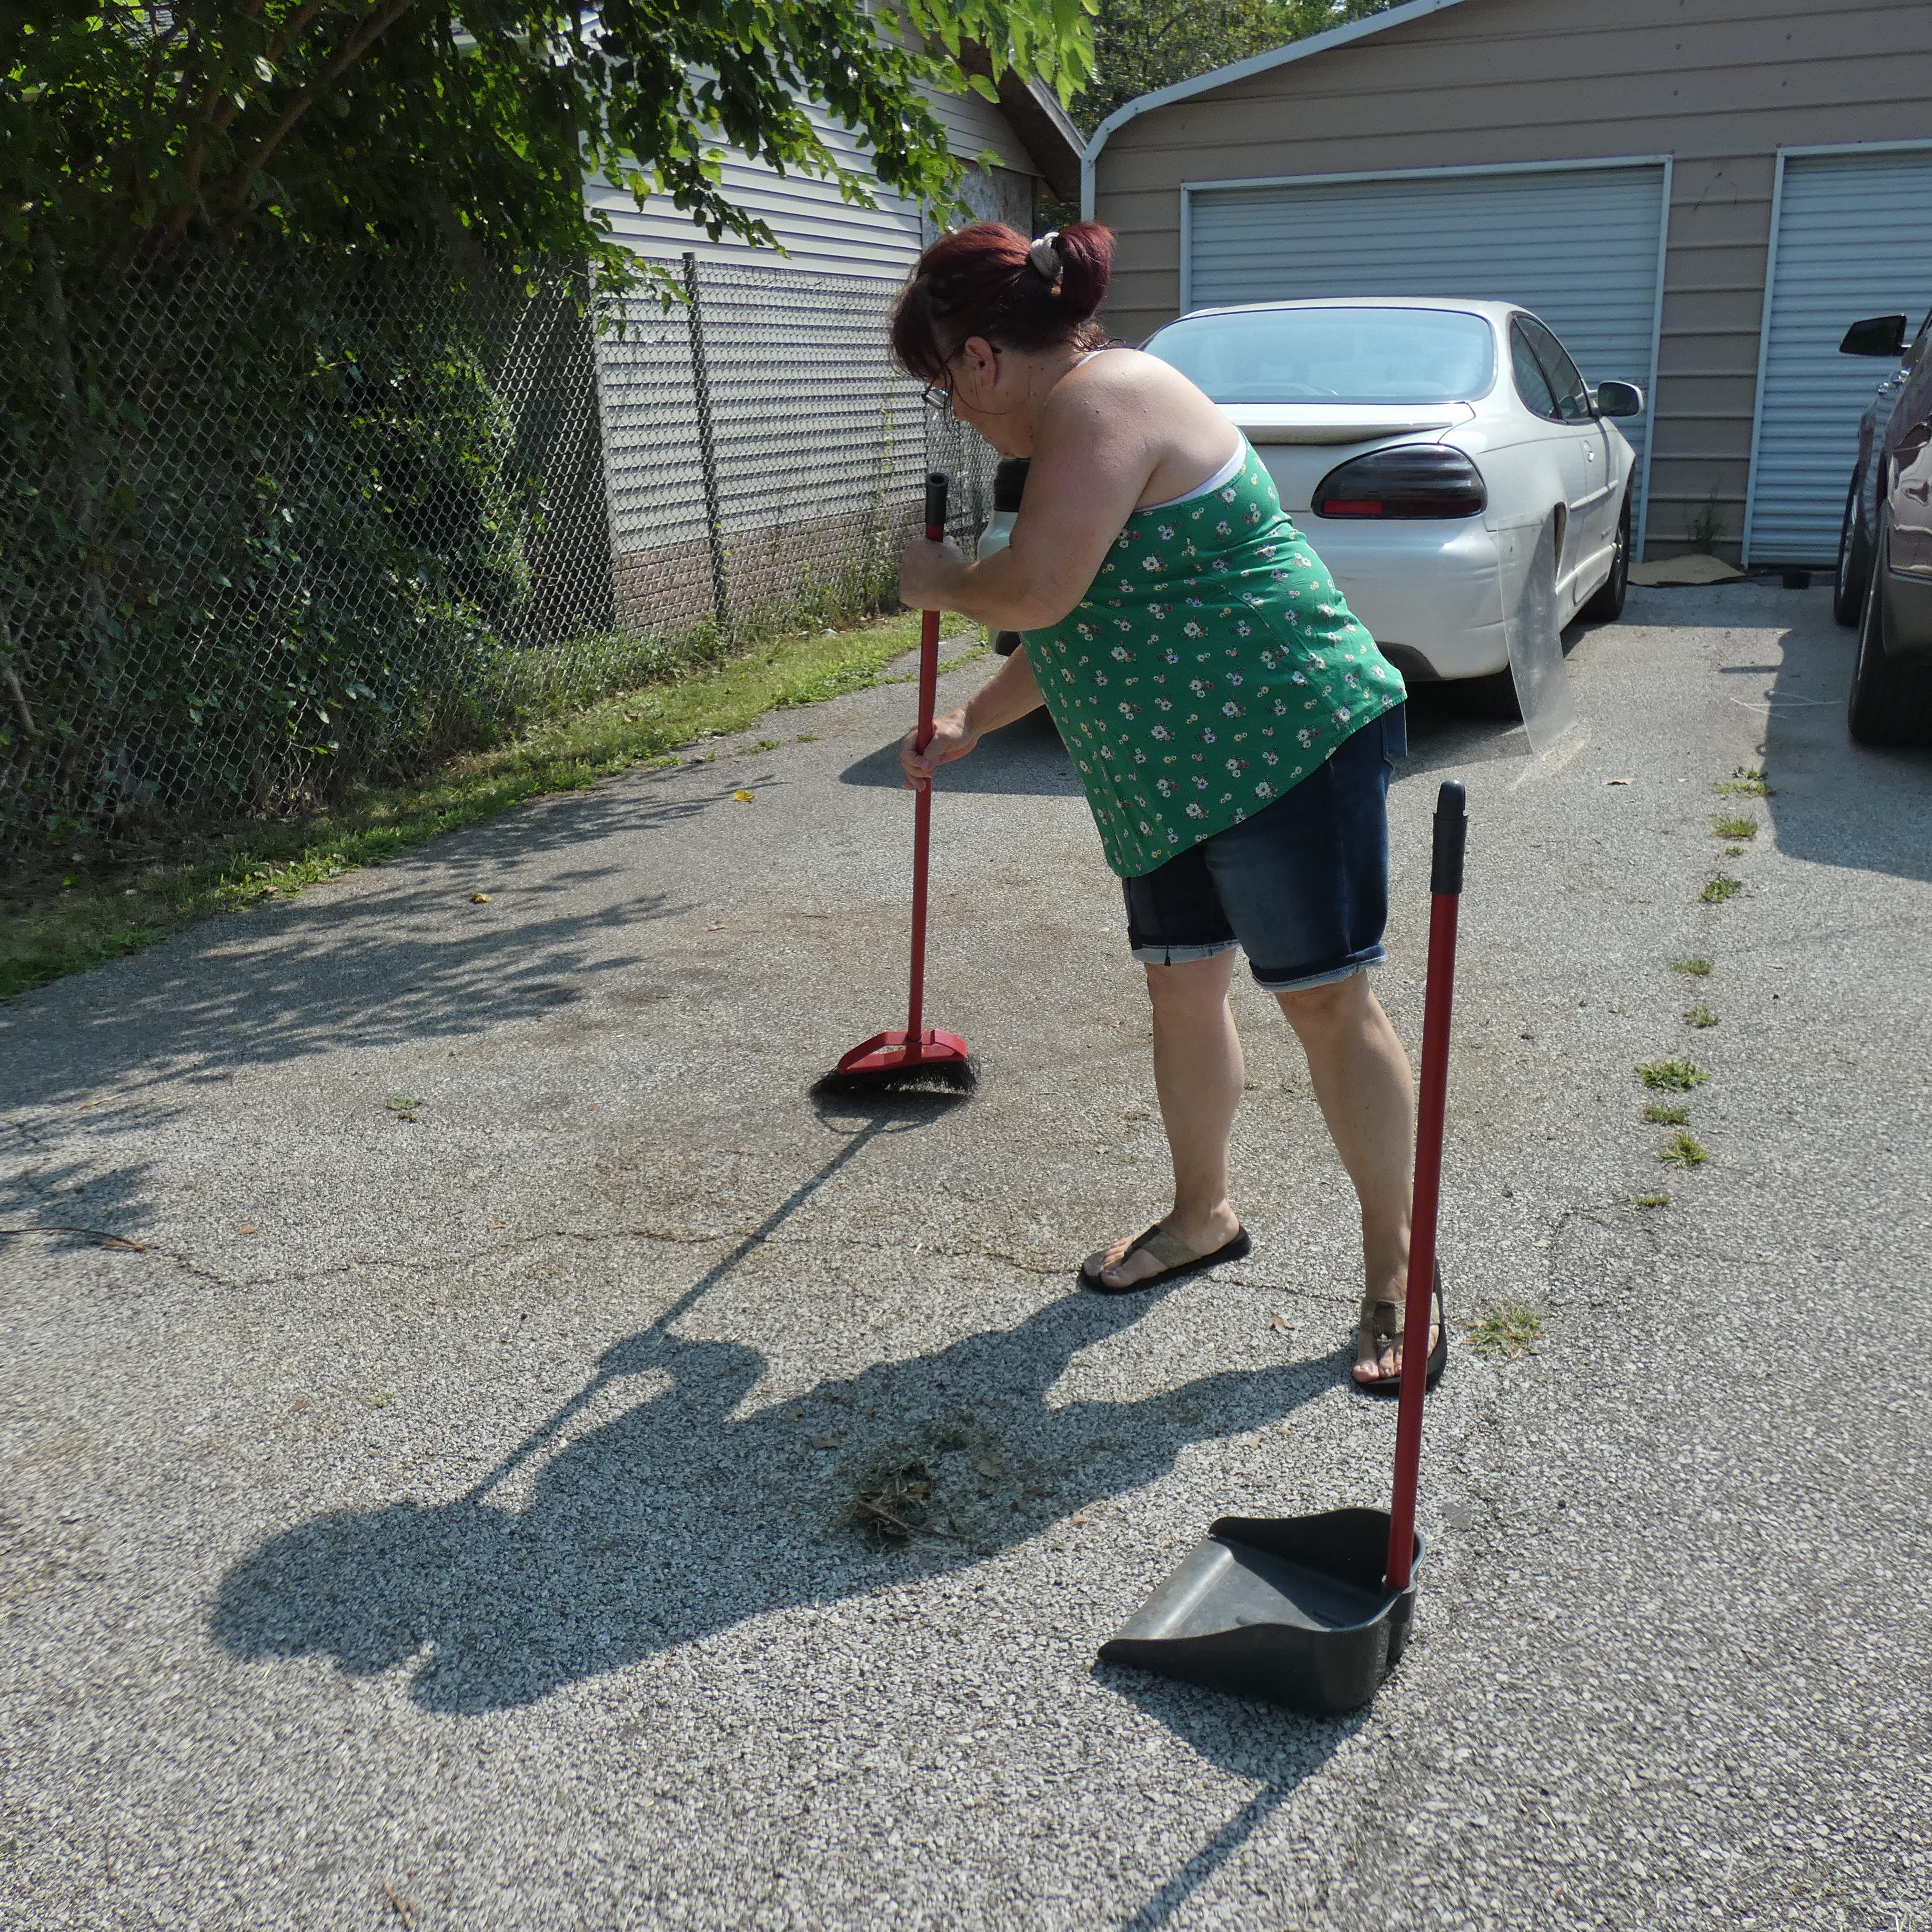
[1353,1265,1447,1396]
[1079,1222,1252,1295]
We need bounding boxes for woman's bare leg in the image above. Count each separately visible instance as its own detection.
[1090,952,1245,1288]
[1273,971,1425,1382]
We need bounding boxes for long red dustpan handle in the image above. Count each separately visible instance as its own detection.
[1386,779,1467,1593]
[904,470,950,1049]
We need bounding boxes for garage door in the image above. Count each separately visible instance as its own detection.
[1186,162,1668,544]
[1744,147,1932,566]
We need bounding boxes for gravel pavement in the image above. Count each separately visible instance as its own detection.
[3,583,1928,1931]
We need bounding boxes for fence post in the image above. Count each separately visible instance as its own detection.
[681,251,730,634]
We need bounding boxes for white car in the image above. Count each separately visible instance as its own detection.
[1141,298,1644,709]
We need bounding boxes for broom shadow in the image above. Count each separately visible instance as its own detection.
[209,1099,1347,1716]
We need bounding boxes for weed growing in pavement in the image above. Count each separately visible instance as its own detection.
[750,738,780,752]
[1713,816,1757,839]
[1466,1301,1544,1360]
[1658,1131,1708,1168]
[1714,767,1773,796]
[1673,958,1713,976]
[1642,1103,1690,1124]
[1723,846,1744,857]
[1635,1193,1671,1208]
[1638,1058,1709,1091]
[1700,876,1744,904]
[1684,1004,1718,1028]
[386,1095,422,1121]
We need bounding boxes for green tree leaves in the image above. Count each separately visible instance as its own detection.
[3,1,1098,286]
[1072,0,1391,136]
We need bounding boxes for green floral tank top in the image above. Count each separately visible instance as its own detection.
[1022,441,1406,879]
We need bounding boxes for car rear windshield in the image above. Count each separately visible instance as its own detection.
[1142,307,1497,406]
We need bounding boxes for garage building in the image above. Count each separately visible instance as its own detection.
[1082,0,1932,564]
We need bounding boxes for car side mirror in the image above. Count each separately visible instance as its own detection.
[1593,380,1644,418]
[1839,314,1909,357]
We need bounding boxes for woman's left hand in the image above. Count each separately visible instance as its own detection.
[898,535,968,612]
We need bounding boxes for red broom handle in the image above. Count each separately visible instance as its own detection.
[905,471,949,1048]
[1386,780,1467,1593]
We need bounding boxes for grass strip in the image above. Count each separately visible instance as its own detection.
[3,610,979,1000]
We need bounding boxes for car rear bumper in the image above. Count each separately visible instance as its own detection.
[1292,518,1512,681]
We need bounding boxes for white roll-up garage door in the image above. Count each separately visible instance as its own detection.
[1744,147,1932,566]
[1186,161,1668,544]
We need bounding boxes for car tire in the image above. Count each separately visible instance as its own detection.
[1580,490,1631,623]
[1833,472,1870,630]
[1847,521,1932,746]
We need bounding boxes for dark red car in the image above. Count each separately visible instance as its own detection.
[1836,309,1932,744]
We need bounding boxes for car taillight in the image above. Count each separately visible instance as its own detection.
[1311,445,1487,519]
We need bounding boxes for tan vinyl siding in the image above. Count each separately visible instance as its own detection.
[1094,0,1932,557]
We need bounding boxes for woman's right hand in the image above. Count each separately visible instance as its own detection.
[901,708,980,790]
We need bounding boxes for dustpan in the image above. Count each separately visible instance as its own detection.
[1099,780,1467,1714]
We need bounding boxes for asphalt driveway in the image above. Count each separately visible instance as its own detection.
[3,583,1928,1930]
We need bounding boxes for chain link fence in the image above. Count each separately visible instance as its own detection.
[2,246,992,869]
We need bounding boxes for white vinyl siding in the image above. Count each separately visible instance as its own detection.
[1744,146,1932,566]
[921,82,1033,176]
[588,111,925,278]
[1185,161,1668,545]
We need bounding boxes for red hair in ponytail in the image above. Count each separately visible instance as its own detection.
[890,222,1114,384]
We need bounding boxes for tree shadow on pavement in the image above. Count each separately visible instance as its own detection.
[209,1100,1344,1716]
[0,773,767,1114]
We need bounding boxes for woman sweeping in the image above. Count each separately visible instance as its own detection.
[892,222,1442,1392]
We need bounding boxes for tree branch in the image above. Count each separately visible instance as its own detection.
[216,0,418,222]
[140,9,194,115]
[164,27,247,236]
[263,2,329,71]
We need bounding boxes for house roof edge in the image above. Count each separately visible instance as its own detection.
[1080,0,1476,217]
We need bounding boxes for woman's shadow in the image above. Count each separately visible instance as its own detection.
[214,1285,1345,1714]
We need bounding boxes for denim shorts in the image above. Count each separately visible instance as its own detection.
[1121,705,1405,993]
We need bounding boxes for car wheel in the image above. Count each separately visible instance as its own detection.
[1833,472,1870,630]
[1581,490,1631,622]
[1847,521,1932,746]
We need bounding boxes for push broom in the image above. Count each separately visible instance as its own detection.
[814,471,975,1099]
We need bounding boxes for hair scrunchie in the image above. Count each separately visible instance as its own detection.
[1028,231,1062,283]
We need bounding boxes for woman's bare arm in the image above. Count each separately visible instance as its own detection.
[899,645,1043,788]
[899,353,1240,630]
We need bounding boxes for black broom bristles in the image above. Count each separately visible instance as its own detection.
[810,1058,978,1101]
